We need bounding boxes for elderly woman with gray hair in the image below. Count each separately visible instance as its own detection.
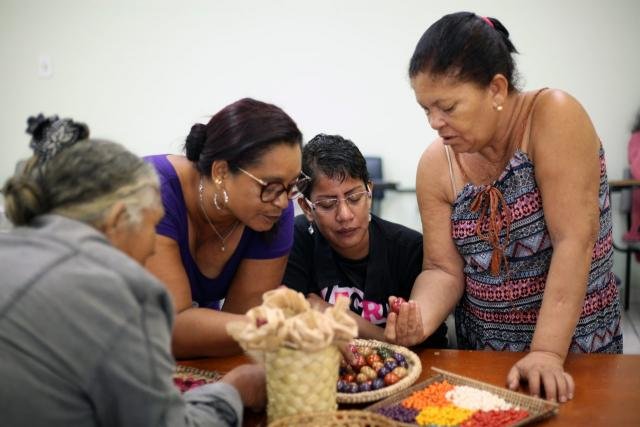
[0,115,265,427]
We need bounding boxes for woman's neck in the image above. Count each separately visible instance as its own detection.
[482,91,527,163]
[456,92,530,186]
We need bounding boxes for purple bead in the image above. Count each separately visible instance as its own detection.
[372,378,385,390]
[383,360,398,371]
[337,379,347,392]
[377,366,390,378]
[358,381,372,392]
[393,353,406,363]
[377,404,419,423]
[346,382,359,393]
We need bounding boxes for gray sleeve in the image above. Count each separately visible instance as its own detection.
[85,284,244,427]
[182,383,244,426]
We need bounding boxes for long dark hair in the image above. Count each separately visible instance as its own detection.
[409,11,520,91]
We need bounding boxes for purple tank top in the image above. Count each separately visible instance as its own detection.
[145,154,294,310]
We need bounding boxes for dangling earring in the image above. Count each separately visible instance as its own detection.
[307,222,314,235]
[213,190,229,210]
[212,176,229,210]
[369,212,372,222]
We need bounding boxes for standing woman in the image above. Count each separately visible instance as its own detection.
[145,98,306,358]
[386,12,622,402]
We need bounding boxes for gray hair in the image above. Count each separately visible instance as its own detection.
[2,139,160,228]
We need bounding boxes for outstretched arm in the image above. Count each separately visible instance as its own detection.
[385,140,465,346]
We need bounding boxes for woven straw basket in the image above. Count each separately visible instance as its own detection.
[268,410,397,427]
[337,339,422,404]
[265,345,341,423]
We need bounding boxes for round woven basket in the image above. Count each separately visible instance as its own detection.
[267,410,397,427]
[265,345,341,423]
[337,339,422,404]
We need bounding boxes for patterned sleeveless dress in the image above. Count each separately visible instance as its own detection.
[450,135,623,354]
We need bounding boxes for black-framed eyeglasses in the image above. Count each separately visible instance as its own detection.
[237,167,311,202]
[305,188,371,213]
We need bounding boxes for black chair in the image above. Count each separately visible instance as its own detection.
[365,156,385,217]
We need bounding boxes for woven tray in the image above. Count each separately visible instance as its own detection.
[267,410,397,427]
[173,365,221,393]
[366,367,559,426]
[337,339,422,404]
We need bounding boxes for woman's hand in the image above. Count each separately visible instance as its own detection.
[306,293,331,311]
[221,364,266,411]
[506,351,574,403]
[384,296,425,346]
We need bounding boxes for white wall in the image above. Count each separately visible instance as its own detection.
[1,0,639,283]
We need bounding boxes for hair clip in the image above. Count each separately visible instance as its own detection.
[26,114,89,163]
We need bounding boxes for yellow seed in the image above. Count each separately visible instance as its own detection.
[415,405,474,426]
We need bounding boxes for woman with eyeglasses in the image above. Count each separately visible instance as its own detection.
[282,134,448,347]
[144,98,306,358]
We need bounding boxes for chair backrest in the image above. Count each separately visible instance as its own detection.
[365,156,384,200]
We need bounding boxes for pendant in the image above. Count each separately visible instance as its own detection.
[221,245,226,252]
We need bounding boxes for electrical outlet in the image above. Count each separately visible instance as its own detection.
[38,55,53,78]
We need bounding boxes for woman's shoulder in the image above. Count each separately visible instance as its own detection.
[418,137,446,169]
[530,88,592,127]
[528,88,598,151]
[416,138,456,202]
[145,154,189,178]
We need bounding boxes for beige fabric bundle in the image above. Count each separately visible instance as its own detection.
[226,288,357,353]
[226,288,358,423]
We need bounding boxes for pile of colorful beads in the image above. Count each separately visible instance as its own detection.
[377,380,530,426]
[337,344,410,393]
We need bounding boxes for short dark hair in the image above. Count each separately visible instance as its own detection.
[184,98,303,175]
[301,134,369,198]
[409,11,519,91]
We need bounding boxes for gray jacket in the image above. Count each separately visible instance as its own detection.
[0,215,243,426]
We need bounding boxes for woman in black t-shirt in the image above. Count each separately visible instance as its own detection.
[282,134,447,348]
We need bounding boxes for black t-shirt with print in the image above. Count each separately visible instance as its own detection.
[283,214,447,348]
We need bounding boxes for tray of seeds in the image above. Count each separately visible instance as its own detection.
[337,339,422,404]
[366,367,559,426]
[173,365,222,393]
